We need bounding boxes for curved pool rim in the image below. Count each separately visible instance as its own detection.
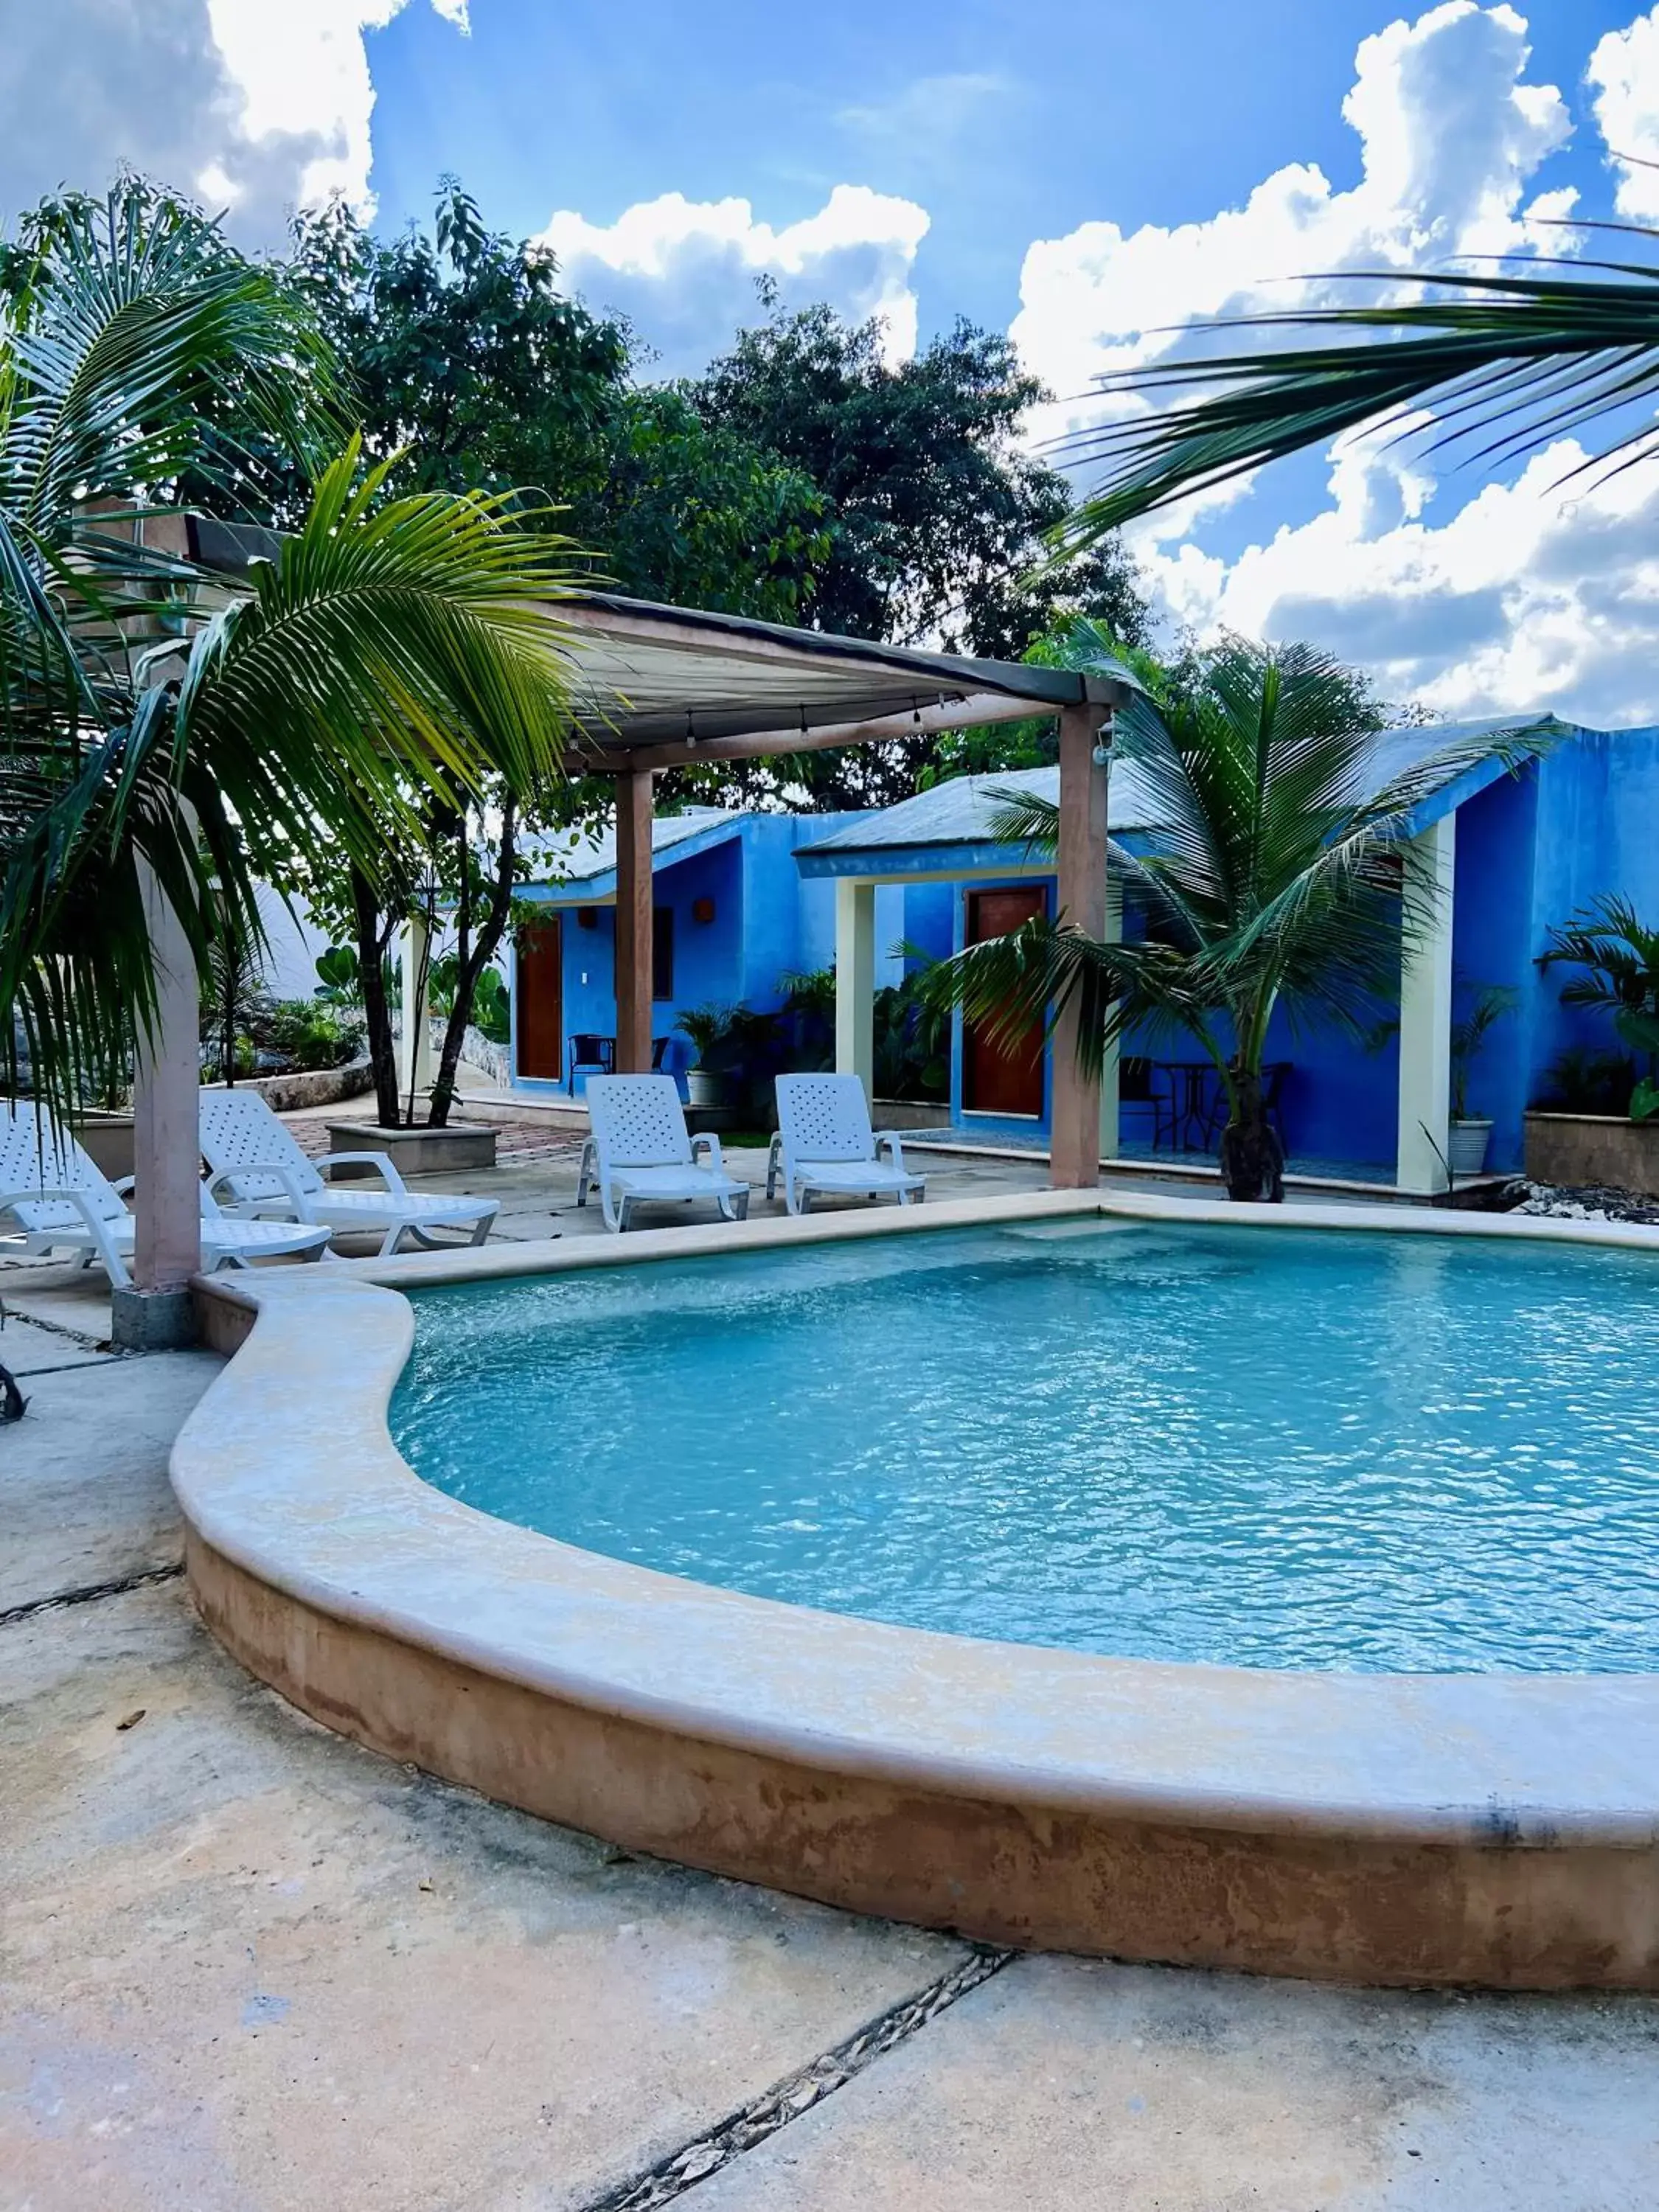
[178,1190,1659,1990]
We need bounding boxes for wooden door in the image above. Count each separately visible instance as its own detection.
[964,886,1046,1116]
[515,918,563,1081]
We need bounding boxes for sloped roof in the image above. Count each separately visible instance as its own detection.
[518,807,746,900]
[796,713,1572,875]
[800,763,1163,857]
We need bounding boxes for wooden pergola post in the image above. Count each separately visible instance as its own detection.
[114,854,204,1349]
[1050,703,1110,1190]
[614,767,655,1072]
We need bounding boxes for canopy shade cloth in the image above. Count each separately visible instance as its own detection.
[554,593,1135,770]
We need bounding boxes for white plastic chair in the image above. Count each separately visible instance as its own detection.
[582,1074,749,1234]
[0,1101,329,1287]
[768,1074,926,1217]
[198,1090,498,1258]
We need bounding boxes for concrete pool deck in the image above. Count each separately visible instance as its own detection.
[5,1281,1659,2208]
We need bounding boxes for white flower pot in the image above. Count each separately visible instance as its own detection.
[1447,1117,1493,1177]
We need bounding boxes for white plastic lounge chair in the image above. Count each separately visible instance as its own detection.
[768,1074,927,1217]
[580,1074,749,1233]
[198,1089,498,1258]
[0,1102,329,1287]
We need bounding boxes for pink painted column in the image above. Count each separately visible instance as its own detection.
[1049,702,1110,1190]
[131,855,202,1293]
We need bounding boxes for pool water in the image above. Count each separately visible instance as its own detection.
[390,1222,1659,1673]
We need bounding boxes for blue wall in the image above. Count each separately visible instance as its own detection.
[509,813,869,1096]
[915,734,1659,1175]
[510,726,1659,1154]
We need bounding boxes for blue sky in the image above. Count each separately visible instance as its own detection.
[11,1,1659,726]
[361,0,1619,347]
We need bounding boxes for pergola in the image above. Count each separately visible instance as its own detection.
[125,593,1133,1336]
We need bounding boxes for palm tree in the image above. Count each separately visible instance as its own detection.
[927,627,1548,1199]
[1053,244,1659,550]
[1,183,581,1119]
[1542,895,1659,1119]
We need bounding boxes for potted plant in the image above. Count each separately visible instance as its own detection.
[1449,985,1516,1175]
[675,1004,735,1108]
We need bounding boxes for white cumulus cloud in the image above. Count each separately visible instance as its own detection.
[536,184,931,376]
[1012,1,1571,481]
[0,0,463,246]
[1589,4,1659,219]
[1006,4,1659,726]
[1144,432,1659,726]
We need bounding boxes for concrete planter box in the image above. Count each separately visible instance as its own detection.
[72,1110,136,1181]
[326,1121,497,1179]
[1525,1111,1659,1197]
[872,1099,951,1131]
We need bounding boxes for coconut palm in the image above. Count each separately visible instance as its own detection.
[1,183,580,1117]
[927,627,1548,1199]
[1052,244,1659,550]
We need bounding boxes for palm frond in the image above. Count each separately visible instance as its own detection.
[1055,245,1659,549]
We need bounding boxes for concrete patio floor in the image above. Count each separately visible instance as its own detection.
[4,1161,1658,2208]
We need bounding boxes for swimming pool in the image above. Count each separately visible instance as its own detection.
[391,1220,1659,1675]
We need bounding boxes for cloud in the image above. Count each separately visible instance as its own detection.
[1588,5,1659,218]
[1011,1,1571,490]
[1003,4,1659,723]
[1141,432,1659,726]
[837,72,1013,148]
[537,184,931,376]
[0,0,465,248]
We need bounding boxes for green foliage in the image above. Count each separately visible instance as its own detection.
[779,958,947,1100]
[470,966,509,1044]
[0,181,581,1119]
[313,943,361,1002]
[689,301,1150,807]
[1542,896,1659,1122]
[264,998,364,1071]
[674,1002,735,1064]
[1450,984,1517,1119]
[286,182,627,513]
[922,613,1155,787]
[873,966,950,1102]
[593,386,828,625]
[285,184,831,632]
[1057,230,1659,554]
[1534,1045,1637,1117]
[925,632,1554,1199]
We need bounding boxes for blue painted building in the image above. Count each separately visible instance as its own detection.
[507,807,911,1096]
[793,716,1659,1191]
[504,719,1659,1189]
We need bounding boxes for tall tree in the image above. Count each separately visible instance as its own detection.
[0,182,581,1119]
[285,183,829,622]
[691,299,1150,805]
[276,185,833,1082]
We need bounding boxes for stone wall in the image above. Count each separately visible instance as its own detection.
[203,1058,376,1115]
[1524,1112,1659,1197]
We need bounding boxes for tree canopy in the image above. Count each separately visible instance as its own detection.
[691,300,1149,805]
[284,184,830,630]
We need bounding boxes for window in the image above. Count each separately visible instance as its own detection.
[653,905,674,1000]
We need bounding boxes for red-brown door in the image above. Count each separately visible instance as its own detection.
[964,886,1046,1116]
[515,918,563,1081]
